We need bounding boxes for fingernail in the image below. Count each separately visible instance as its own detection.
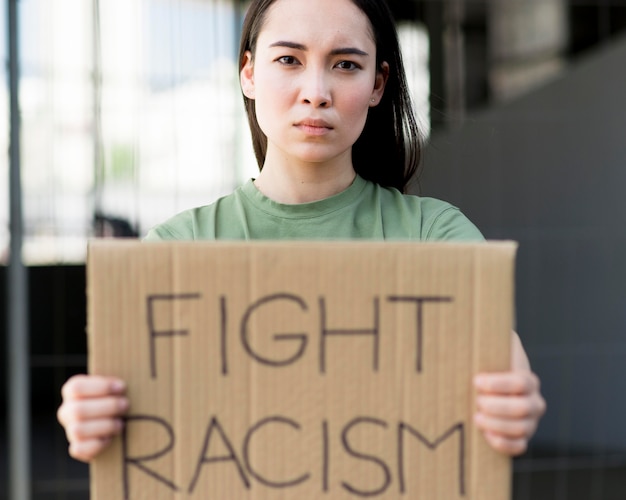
[474,375,485,387]
[111,380,126,393]
[118,398,129,412]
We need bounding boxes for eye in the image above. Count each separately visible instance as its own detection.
[335,60,361,71]
[277,55,300,66]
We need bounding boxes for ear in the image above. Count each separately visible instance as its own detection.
[240,50,256,99]
[370,61,389,107]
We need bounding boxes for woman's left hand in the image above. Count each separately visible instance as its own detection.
[473,332,546,456]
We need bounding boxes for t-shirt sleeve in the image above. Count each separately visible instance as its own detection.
[143,211,195,241]
[422,201,484,241]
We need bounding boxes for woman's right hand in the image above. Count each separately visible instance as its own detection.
[57,374,129,462]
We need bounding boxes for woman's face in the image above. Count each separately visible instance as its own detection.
[241,0,388,167]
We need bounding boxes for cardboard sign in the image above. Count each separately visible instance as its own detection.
[88,240,515,499]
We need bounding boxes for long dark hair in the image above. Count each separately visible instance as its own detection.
[238,0,422,193]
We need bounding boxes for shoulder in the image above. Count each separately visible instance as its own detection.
[417,196,484,241]
[373,183,484,241]
[143,208,199,241]
[143,186,247,241]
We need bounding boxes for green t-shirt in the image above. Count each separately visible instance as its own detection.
[144,175,483,241]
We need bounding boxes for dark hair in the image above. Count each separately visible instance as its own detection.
[238,0,421,193]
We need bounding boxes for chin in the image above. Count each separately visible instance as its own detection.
[292,147,349,165]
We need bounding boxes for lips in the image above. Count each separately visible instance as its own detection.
[297,118,333,128]
[295,118,334,136]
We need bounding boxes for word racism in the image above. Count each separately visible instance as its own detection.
[121,291,467,498]
[122,414,465,499]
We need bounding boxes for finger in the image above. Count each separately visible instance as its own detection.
[65,418,124,443]
[58,396,129,426]
[474,371,539,395]
[482,431,528,457]
[474,412,537,440]
[62,375,126,400]
[68,437,114,463]
[476,394,544,419]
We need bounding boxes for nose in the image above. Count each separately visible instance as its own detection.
[301,67,332,108]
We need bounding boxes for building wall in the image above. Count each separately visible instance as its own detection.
[419,33,626,451]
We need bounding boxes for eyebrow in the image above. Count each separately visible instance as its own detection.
[269,41,369,57]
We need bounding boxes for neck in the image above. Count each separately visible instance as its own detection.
[253,150,356,204]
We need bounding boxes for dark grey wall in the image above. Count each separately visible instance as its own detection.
[419,33,626,452]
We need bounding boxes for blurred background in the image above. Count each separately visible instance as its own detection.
[1,0,625,498]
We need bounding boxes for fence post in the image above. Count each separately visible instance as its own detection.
[6,0,31,498]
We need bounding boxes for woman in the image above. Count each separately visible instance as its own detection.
[58,0,545,462]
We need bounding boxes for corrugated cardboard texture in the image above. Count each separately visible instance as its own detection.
[88,241,515,499]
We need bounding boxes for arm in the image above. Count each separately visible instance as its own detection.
[57,375,129,462]
[473,331,546,456]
